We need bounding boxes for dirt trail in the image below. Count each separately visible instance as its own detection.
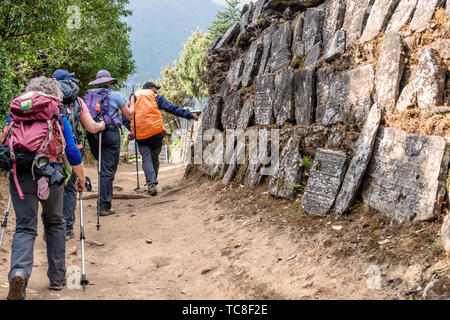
[0,163,448,300]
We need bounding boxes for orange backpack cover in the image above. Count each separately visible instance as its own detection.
[130,89,164,140]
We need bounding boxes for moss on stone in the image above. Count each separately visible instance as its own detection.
[234,32,246,48]
[291,55,306,70]
[346,105,357,125]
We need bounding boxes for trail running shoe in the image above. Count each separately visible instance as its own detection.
[148,184,158,197]
[7,270,27,300]
[49,278,67,291]
[99,208,116,216]
[66,230,75,241]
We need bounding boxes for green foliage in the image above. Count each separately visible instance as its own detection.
[52,0,136,94]
[148,31,210,133]
[173,139,182,148]
[207,0,242,42]
[0,0,135,117]
[0,0,63,47]
[158,62,191,107]
[178,31,210,101]
[287,183,302,191]
[0,49,16,124]
[300,156,313,168]
[148,63,189,134]
[151,0,242,133]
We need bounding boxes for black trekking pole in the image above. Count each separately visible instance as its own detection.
[79,178,91,292]
[0,196,12,250]
[96,104,102,232]
[81,127,87,159]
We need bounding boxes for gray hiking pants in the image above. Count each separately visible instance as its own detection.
[63,173,77,233]
[8,166,66,284]
[137,133,163,185]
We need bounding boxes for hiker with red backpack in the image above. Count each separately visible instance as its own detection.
[0,77,88,300]
[51,69,106,241]
[84,70,135,218]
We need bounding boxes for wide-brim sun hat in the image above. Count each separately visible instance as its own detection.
[89,70,118,86]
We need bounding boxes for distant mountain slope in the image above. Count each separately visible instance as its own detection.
[122,0,222,93]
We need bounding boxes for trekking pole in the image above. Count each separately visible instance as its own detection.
[96,103,102,232]
[130,88,140,192]
[133,112,140,191]
[0,196,12,250]
[78,178,91,292]
[81,127,87,159]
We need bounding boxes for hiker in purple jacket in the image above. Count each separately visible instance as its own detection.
[5,77,88,300]
[85,70,134,216]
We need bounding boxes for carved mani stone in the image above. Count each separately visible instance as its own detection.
[221,91,242,130]
[269,137,303,200]
[335,105,382,215]
[318,64,375,125]
[274,68,295,126]
[376,30,406,112]
[254,75,275,125]
[362,128,450,222]
[302,7,325,54]
[294,67,315,126]
[302,149,348,216]
[269,21,293,72]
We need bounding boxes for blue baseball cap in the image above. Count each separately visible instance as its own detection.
[52,69,79,82]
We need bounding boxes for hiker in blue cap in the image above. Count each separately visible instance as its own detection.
[51,69,106,240]
[51,69,79,83]
[84,70,135,216]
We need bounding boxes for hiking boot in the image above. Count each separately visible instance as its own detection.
[148,184,158,197]
[7,270,27,300]
[66,230,75,241]
[99,208,115,216]
[49,278,67,291]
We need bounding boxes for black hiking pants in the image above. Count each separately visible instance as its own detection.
[137,133,163,185]
[87,127,121,211]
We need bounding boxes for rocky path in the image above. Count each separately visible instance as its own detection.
[0,163,445,300]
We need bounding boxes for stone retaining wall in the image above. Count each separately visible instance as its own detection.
[199,0,450,251]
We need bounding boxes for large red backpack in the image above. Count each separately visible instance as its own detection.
[0,91,66,199]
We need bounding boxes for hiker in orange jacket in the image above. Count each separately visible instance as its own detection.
[130,81,198,196]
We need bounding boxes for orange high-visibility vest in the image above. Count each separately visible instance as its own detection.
[130,89,164,140]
